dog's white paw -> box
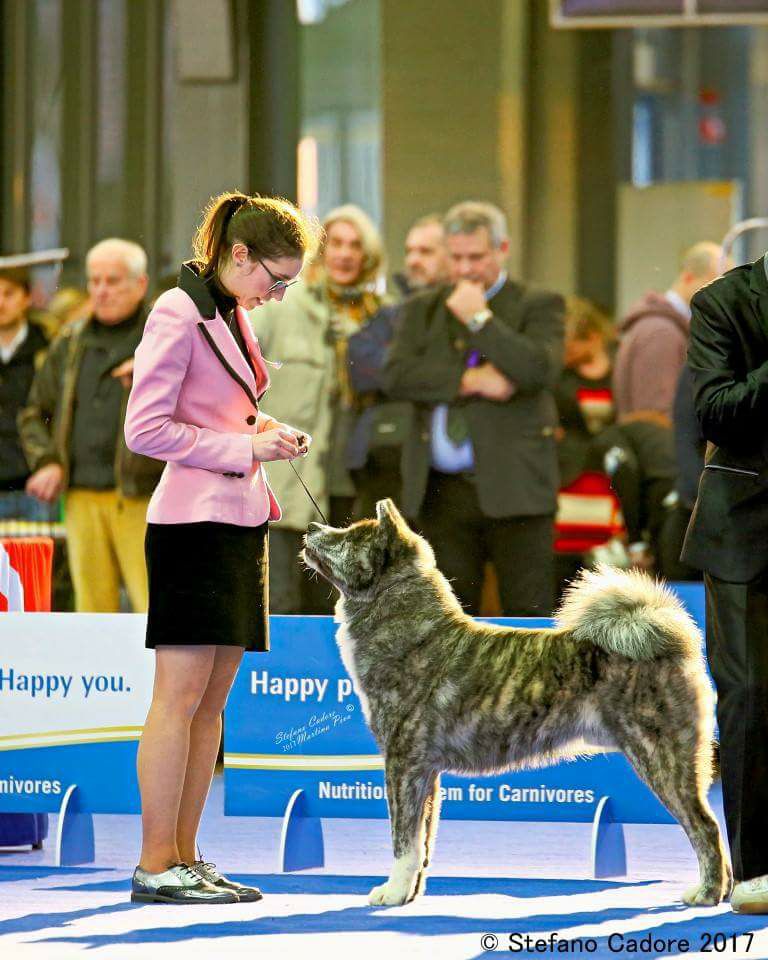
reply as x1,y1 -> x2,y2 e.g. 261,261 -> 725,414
682,883 -> 722,906
368,880 -> 412,906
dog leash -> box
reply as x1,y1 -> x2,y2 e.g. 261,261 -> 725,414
289,460 -> 329,524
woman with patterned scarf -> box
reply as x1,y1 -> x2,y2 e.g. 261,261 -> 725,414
250,204 -> 387,614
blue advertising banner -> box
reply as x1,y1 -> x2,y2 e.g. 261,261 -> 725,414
0,614 -> 153,814
224,585 -> 709,826
0,584 -> 708,823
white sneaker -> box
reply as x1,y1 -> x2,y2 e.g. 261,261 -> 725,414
731,875 -> 768,914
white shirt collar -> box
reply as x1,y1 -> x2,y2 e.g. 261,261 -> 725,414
664,289 -> 691,322
0,322 -> 29,364
485,270 -> 508,302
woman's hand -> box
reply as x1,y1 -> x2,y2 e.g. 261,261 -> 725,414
251,428 -> 301,462
281,423 -> 312,457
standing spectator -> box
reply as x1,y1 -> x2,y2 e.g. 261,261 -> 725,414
610,242 -> 726,569
347,212 -> 450,519
392,213 -> 451,296
613,242 -> 723,423
554,297 -> 616,488
383,201 -> 564,617
552,297 -> 617,592
657,363 -> 704,580
591,418 -> 677,573
19,238 -> 163,612
250,204 -> 387,613
0,266 -> 55,525
681,252 -> 768,913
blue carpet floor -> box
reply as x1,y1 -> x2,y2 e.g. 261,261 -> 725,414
1,778 -> 764,959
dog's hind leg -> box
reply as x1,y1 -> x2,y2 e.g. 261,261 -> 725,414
612,719 -> 730,905
369,762 -> 440,906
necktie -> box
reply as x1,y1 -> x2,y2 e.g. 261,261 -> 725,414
446,349 -> 481,445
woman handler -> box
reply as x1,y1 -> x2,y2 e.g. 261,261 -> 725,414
125,191 -> 318,903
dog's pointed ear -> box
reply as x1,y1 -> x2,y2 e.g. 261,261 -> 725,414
375,498 -> 404,539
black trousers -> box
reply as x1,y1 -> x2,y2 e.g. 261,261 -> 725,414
705,572 -> 768,881
418,471 -> 554,617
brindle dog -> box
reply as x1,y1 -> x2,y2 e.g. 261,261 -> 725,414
302,499 -> 730,907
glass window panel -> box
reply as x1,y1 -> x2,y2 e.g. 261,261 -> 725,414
345,109 -> 381,227
300,0 -> 381,226
699,1 -> 768,11
29,0 -> 63,298
94,0 -> 127,239
158,5 -> 176,280
559,0 -> 768,16
30,0 -> 63,253
561,1 -> 682,15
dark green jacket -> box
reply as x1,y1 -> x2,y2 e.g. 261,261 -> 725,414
382,280 -> 564,519
18,309 -> 164,497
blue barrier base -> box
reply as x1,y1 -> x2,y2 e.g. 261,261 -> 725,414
55,785 -> 95,867
591,796 -> 627,878
280,789 -> 325,872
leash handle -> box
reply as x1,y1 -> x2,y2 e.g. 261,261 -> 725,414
289,460 -> 329,524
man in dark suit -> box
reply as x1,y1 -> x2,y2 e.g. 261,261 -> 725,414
383,201 -> 564,616
682,251 -> 768,913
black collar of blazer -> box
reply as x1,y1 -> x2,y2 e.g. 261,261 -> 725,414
178,261 -> 217,319
177,260 -> 260,412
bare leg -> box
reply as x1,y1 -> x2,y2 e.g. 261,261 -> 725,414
369,760 -> 438,906
137,646 -> 216,873
176,646 -> 244,864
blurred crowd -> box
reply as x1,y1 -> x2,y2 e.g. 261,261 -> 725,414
0,204 -> 729,615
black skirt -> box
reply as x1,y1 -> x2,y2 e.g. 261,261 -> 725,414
144,521 -> 269,651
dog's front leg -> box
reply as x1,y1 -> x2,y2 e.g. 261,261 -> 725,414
369,763 -> 440,906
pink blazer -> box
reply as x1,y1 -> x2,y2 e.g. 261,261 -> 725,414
125,269 -> 282,526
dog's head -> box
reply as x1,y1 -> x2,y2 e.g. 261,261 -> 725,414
302,499 -> 435,600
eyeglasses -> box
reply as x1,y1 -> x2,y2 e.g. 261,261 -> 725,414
258,259 -> 299,296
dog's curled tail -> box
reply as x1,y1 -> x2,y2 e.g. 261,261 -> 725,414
555,564 -> 701,661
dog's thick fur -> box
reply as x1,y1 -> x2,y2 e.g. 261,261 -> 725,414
302,499 -> 730,907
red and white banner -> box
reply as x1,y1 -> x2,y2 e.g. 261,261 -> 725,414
0,542 -> 25,611
0,538 -> 53,612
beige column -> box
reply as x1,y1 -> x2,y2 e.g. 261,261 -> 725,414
524,0 -> 579,295
380,0 -> 528,276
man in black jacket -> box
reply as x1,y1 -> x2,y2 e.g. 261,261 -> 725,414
0,266 -> 54,527
383,201 -> 564,616
682,252 -> 768,913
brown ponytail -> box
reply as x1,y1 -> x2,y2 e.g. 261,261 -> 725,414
193,190 -> 321,278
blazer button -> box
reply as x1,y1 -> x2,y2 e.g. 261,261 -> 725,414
246,414 -> 256,425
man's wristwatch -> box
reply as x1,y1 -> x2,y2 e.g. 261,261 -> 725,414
466,308 -> 492,333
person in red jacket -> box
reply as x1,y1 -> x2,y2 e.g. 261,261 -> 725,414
613,242 -> 725,424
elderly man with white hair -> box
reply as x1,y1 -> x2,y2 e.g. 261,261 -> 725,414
19,238 -> 163,612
